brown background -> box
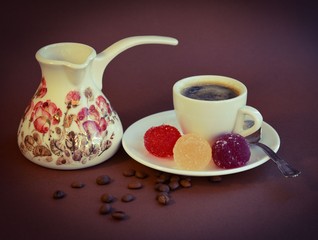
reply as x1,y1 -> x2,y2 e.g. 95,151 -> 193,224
1,1 -> 318,239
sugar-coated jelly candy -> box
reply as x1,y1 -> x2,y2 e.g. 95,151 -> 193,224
212,133 -> 250,169
173,133 -> 212,170
144,125 -> 181,158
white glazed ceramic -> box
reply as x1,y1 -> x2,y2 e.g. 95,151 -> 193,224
173,75 -> 263,143
17,36 -> 178,170
122,110 -> 279,176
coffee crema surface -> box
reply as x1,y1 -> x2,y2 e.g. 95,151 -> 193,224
182,84 -> 238,101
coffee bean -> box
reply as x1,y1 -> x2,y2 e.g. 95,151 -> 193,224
123,169 -> 136,177
157,192 -> 170,205
209,176 -> 222,183
101,193 -> 115,203
180,179 -> 192,188
170,175 -> 180,183
155,177 -> 166,184
70,181 -> 85,188
135,170 -> 148,179
112,211 -> 127,220
121,194 -> 135,202
96,175 -> 111,185
181,176 -> 192,182
53,190 -> 66,199
156,183 -> 170,193
168,181 -> 180,191
99,204 -> 112,215
156,173 -> 171,183
127,181 -> 143,189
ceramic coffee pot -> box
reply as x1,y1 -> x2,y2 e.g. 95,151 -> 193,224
17,36 -> 178,170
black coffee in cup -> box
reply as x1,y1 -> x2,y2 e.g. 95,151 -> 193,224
182,84 -> 238,101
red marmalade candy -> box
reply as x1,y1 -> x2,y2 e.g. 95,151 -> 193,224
212,133 -> 251,169
144,125 -> 181,158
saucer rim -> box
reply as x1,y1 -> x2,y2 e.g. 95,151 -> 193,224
122,110 -> 280,176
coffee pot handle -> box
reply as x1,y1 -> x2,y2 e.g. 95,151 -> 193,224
92,35 -> 178,90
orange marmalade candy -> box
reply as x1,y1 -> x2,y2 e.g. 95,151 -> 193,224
173,133 -> 212,170
144,125 -> 181,158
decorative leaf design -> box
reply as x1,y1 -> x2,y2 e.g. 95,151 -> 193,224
50,139 -> 64,156
33,145 -> 51,157
32,132 -> 42,145
18,78 -> 117,166
56,156 -> 69,165
63,114 -> 75,128
24,135 -> 35,151
72,150 -> 82,161
101,140 -> 112,152
65,131 -> 78,152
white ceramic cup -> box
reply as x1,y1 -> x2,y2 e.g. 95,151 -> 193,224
173,75 -> 263,143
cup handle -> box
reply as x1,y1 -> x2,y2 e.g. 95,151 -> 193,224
233,106 -> 263,137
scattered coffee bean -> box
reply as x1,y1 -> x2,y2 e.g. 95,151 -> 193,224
209,176 -> 222,182
112,211 -> 127,220
180,179 -> 192,188
181,176 -> 192,182
101,193 -> 115,203
156,173 -> 171,183
127,181 -> 143,189
155,177 -> 165,184
168,181 -> 180,191
70,181 -> 85,188
121,194 -> 135,202
157,192 -> 170,205
170,175 -> 180,183
53,190 -> 66,199
96,175 -> 111,185
52,171 -> 210,222
99,204 -> 112,215
134,170 -> 148,179
123,169 -> 136,177
156,183 -> 170,193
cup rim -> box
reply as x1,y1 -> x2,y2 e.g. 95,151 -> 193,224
173,75 -> 247,103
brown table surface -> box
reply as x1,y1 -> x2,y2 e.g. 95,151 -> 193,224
1,1 -> 317,239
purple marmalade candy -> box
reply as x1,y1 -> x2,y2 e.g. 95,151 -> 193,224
212,133 -> 251,169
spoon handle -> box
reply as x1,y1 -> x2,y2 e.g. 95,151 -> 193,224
254,142 -> 301,178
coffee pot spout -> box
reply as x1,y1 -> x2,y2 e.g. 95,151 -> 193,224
17,36 -> 177,170
92,35 -> 178,90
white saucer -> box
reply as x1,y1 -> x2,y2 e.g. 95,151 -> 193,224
122,110 -> 280,176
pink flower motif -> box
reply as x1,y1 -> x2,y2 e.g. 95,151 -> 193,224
84,87 -> 94,101
96,96 -> 112,116
78,104 -> 108,138
77,107 -> 89,121
33,116 -> 50,134
99,118 -> 107,132
83,121 -> 102,139
65,91 -> 81,107
88,105 -> 100,121
35,77 -> 47,98
32,100 -> 62,133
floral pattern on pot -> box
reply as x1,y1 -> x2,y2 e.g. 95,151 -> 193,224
18,77 -> 118,166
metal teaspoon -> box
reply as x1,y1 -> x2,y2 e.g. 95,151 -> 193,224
244,120 -> 301,178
